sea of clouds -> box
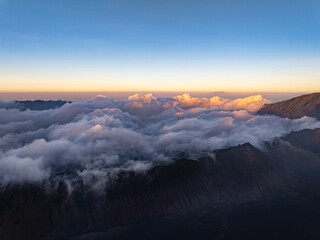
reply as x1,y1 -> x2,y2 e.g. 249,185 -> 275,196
0,93 -> 319,190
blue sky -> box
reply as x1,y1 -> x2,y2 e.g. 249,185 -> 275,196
0,0 -> 319,92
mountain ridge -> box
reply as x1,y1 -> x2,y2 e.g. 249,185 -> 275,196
0,143 -> 275,240
258,92 -> 320,120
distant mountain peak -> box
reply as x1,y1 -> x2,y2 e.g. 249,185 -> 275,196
15,100 -> 71,111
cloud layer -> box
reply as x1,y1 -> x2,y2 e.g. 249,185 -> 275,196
0,94 -> 319,190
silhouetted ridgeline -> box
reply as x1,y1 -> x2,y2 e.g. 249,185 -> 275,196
6,100 -> 70,111
2,129 -> 320,240
1,128 -> 320,240
0,143 -> 277,240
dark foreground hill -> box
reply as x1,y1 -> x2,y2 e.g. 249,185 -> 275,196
281,128 -> 320,155
258,92 -> 320,120
0,143 -> 277,240
1,130 -> 320,240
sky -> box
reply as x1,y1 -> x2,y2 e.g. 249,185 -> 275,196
0,0 -> 319,93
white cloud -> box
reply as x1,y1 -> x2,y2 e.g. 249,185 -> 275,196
0,93 -> 319,189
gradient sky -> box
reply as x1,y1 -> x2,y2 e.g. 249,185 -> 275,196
0,0 -> 319,92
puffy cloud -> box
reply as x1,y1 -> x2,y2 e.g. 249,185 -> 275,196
0,93 -> 319,190
222,95 -> 270,112
171,94 -> 269,111
128,93 -> 158,103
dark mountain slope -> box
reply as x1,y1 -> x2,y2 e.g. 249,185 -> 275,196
264,129 -> 320,198
0,143 -> 275,240
281,128 -> 320,154
258,92 -> 320,120
69,134 -> 320,240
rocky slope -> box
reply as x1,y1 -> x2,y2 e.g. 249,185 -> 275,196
258,92 -> 320,120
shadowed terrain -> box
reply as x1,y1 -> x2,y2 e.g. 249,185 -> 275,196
0,143 -> 278,240
1,130 -> 320,240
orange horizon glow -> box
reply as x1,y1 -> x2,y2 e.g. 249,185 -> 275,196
2,71 -> 319,93
1,80 -> 319,93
